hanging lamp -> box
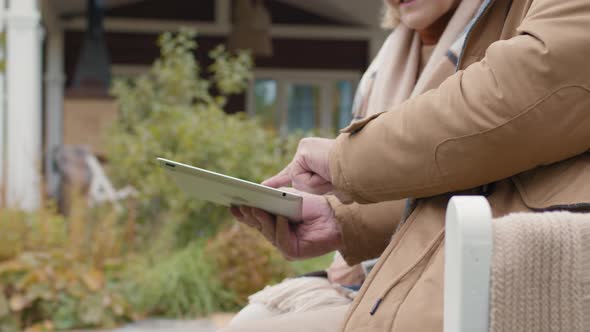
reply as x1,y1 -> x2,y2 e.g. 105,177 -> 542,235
71,0 -> 111,94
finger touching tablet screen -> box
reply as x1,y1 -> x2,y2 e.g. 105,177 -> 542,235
157,158 -> 303,221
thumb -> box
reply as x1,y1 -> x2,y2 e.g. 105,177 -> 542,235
276,216 -> 297,259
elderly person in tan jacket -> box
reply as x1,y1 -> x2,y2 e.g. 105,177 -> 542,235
225,0 -> 590,331
229,0 -> 485,327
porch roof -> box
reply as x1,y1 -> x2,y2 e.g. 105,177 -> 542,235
52,0 -> 383,28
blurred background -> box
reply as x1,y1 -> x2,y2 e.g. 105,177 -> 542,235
0,0 -> 387,330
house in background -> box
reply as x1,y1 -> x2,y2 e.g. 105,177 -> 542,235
0,0 -> 387,211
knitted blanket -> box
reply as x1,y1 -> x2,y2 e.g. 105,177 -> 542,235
248,277 -> 354,314
491,212 -> 590,332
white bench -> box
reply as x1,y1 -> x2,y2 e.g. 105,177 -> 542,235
444,196 -> 493,332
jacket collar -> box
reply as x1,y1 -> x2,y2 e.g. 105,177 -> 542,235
456,0 -> 498,69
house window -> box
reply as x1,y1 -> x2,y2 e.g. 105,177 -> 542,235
287,84 -> 319,133
247,69 -> 360,137
254,79 -> 278,128
335,80 -> 354,130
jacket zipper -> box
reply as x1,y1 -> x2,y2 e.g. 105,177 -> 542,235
370,228 -> 446,315
369,1 -> 497,316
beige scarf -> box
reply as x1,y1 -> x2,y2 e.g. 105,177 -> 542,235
352,0 -> 483,120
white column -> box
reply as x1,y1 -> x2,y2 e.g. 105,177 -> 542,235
42,1 -> 65,198
44,29 -> 64,198
5,0 -> 42,210
0,0 -> 6,200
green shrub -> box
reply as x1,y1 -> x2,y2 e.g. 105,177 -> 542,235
204,224 -> 293,307
104,29 -> 329,319
105,29 -> 298,250
130,224 -> 325,317
129,241 -> 234,318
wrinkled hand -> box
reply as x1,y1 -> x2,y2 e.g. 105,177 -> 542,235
263,138 -> 334,195
229,190 -> 343,260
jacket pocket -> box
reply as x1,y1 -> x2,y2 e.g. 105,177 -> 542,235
390,243 -> 445,332
340,112 -> 385,134
512,153 -> 590,211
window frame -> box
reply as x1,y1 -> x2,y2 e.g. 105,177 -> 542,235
246,68 -> 361,136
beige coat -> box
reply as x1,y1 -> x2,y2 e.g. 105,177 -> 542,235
327,0 -> 590,331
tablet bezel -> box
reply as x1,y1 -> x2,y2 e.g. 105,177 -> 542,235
157,158 -> 303,221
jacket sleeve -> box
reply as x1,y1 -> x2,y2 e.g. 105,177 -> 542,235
326,197 -> 406,265
329,0 -> 590,203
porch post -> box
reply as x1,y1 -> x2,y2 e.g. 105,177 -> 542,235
5,0 -> 42,210
42,1 -> 65,198
0,0 -> 6,200
215,0 -> 230,29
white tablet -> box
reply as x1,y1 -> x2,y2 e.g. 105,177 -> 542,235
157,158 -> 303,221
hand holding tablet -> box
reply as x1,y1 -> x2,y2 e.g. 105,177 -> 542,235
159,157 -> 344,259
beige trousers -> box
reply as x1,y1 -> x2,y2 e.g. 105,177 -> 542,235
218,304 -> 349,332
